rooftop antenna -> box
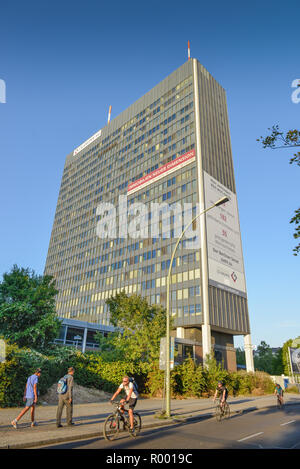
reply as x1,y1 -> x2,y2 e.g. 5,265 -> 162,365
188,40 -> 191,61
107,105 -> 112,124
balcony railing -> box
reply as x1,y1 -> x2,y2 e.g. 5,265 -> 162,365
53,338 -> 100,350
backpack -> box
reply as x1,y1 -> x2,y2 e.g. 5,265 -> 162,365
129,377 -> 138,394
57,375 -> 68,394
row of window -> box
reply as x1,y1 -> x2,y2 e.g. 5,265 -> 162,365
47,163 -> 196,267
62,88 -> 192,196
57,94 -> 194,215
54,123 -> 194,231
60,300 -> 202,324
47,81 -> 196,302
57,265 -> 201,306
58,124 -> 193,223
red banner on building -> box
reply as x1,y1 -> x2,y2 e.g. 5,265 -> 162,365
127,149 -> 196,195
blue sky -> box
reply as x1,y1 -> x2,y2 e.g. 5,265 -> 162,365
0,1 -> 299,348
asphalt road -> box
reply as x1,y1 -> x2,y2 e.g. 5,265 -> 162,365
38,404 -> 300,450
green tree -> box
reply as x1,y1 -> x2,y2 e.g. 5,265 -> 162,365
257,125 -> 300,255
236,347 -> 246,366
94,330 -> 126,362
282,339 -> 293,375
97,292 -> 168,364
254,341 -> 284,375
254,341 -> 273,374
0,265 -> 61,351
271,348 -> 284,376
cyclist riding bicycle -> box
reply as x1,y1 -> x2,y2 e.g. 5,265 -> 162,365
111,376 -> 139,434
213,381 -> 228,411
274,383 -> 284,405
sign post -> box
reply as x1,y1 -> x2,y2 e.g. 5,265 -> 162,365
0,339 -> 6,364
288,347 -> 300,383
160,337 -> 175,371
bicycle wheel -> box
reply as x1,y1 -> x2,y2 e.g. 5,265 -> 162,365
103,414 -> 120,441
132,412 -> 142,436
215,405 -> 222,422
224,403 -> 230,419
120,415 -> 127,431
277,396 -> 283,410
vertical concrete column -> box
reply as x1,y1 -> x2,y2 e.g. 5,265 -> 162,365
244,334 -> 254,372
193,58 -> 212,365
202,324 -> 212,362
176,327 -> 185,339
63,325 -> 68,345
82,327 -> 88,354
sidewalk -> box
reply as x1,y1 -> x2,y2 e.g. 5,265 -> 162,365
1,394 -> 300,449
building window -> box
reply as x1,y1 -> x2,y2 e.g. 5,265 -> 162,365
215,350 -> 223,366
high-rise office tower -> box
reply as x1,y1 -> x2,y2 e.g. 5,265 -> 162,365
45,58 -> 254,371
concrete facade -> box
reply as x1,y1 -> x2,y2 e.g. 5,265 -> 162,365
45,59 -> 253,371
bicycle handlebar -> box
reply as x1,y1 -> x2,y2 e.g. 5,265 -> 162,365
110,400 -> 128,407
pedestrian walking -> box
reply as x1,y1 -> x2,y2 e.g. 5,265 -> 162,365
11,368 -> 42,429
56,367 -> 75,427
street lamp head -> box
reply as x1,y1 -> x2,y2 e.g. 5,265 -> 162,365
214,196 -> 229,207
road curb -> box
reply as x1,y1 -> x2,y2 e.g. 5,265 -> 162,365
2,401 -> 300,449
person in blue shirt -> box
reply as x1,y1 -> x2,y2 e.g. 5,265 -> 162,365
274,383 -> 284,406
11,368 -> 42,429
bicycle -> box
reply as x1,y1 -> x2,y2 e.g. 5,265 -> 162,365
214,398 -> 230,422
103,401 -> 142,441
276,394 -> 284,410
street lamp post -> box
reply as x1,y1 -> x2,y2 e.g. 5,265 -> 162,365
165,196 -> 229,418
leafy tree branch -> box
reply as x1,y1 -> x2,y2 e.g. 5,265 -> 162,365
257,125 -> 300,255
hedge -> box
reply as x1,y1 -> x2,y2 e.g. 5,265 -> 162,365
0,343 -> 275,407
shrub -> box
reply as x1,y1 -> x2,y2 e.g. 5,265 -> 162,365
0,342 -> 280,407
201,355 -> 230,396
0,342 -> 74,406
145,364 -> 165,397
171,359 -> 206,397
285,385 -> 299,394
0,343 -> 25,407
252,371 -> 274,394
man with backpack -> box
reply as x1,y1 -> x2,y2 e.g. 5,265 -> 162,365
111,376 -> 139,434
56,367 -> 75,428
